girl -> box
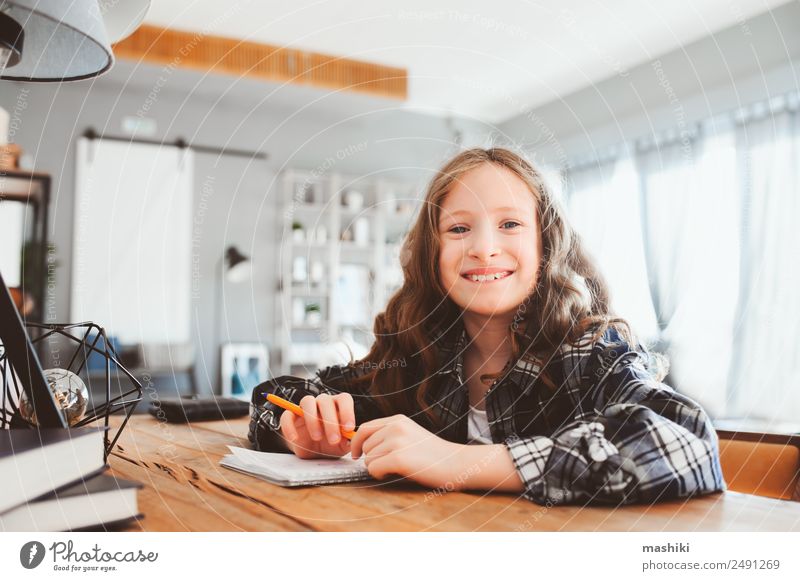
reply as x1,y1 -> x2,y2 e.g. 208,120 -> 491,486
249,148 -> 725,505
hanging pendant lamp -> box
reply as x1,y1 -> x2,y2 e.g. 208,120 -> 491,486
0,0 -> 148,82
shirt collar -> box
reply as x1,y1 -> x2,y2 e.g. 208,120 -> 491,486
432,319 -> 545,396
434,322 -> 467,381
506,350 -> 544,396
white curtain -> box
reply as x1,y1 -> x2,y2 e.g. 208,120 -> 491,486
565,156 -> 658,342
636,132 -> 739,417
538,166 -> 565,202
561,95 -> 799,428
72,139 -> 194,345
728,106 -> 800,422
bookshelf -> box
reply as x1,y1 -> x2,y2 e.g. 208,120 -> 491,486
276,170 -> 418,376
0,169 -> 51,326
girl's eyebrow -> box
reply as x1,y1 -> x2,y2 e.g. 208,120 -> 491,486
442,206 -> 525,219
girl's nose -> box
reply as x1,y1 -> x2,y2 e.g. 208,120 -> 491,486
467,229 -> 501,261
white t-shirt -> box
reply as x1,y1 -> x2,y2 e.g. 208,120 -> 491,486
467,405 -> 493,445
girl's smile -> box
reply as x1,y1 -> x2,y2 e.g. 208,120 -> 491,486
460,268 -> 515,283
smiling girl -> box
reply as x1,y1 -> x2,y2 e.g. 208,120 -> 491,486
250,147 -> 725,505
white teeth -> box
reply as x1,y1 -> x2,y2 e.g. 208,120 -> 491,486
466,272 -> 511,282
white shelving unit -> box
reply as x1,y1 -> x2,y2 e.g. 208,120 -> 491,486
277,170 -> 419,376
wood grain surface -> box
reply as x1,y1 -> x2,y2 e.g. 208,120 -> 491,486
107,415 -> 800,532
112,25 -> 407,100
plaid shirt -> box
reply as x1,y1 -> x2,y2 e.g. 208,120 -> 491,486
249,324 -> 725,505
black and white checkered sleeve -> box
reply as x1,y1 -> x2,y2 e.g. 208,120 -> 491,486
247,365 -> 383,452
504,339 -> 726,505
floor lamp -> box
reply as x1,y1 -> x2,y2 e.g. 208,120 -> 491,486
213,246 -> 251,395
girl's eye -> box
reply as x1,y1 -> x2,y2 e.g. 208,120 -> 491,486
501,221 -> 521,229
448,226 -> 468,234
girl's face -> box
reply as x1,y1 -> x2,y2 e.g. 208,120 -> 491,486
437,163 -> 542,319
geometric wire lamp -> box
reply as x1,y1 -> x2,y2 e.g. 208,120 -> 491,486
0,271 -> 142,461
31,322 -> 142,460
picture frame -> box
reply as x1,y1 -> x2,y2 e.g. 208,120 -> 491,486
220,343 -> 269,400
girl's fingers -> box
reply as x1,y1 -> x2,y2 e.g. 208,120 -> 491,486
363,440 -> 391,465
316,394 -> 341,445
335,436 -> 352,456
361,434 -> 385,458
279,409 -> 297,441
363,452 -> 398,480
299,395 -> 322,441
334,393 -> 356,432
350,418 -> 392,459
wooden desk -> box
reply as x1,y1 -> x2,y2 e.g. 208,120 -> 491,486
107,415 -> 800,532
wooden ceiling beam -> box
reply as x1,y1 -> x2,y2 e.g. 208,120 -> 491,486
112,24 -> 407,100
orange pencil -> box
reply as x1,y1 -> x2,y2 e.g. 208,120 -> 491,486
265,393 -> 357,440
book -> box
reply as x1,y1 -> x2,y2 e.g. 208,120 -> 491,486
0,428 -> 106,514
0,472 -> 142,532
220,445 -> 373,486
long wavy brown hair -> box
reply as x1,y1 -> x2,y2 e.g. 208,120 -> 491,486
334,147 -> 633,429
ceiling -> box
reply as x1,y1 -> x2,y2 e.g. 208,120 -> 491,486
142,0 -> 791,123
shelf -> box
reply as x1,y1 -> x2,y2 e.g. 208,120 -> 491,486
0,170 -> 50,325
291,324 -> 325,331
292,203 -> 327,213
0,170 -> 49,201
291,243 -> 330,253
338,242 -> 373,251
278,171 -> 417,374
289,280 -> 326,288
339,206 -> 373,217
291,287 -> 329,297
339,323 -> 372,330
385,209 -> 417,238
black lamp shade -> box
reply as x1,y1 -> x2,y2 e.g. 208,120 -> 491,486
0,11 -> 23,67
225,247 -> 251,283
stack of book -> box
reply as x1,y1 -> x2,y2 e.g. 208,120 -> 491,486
0,427 -> 142,532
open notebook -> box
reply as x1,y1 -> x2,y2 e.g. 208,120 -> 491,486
220,446 -> 373,486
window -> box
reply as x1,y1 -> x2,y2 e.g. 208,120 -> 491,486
561,98 -> 800,429
566,156 -> 658,342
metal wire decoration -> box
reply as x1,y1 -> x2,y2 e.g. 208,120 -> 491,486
0,321 -> 143,460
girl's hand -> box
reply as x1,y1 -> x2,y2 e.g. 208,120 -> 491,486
350,414 -> 464,490
279,393 -> 355,459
